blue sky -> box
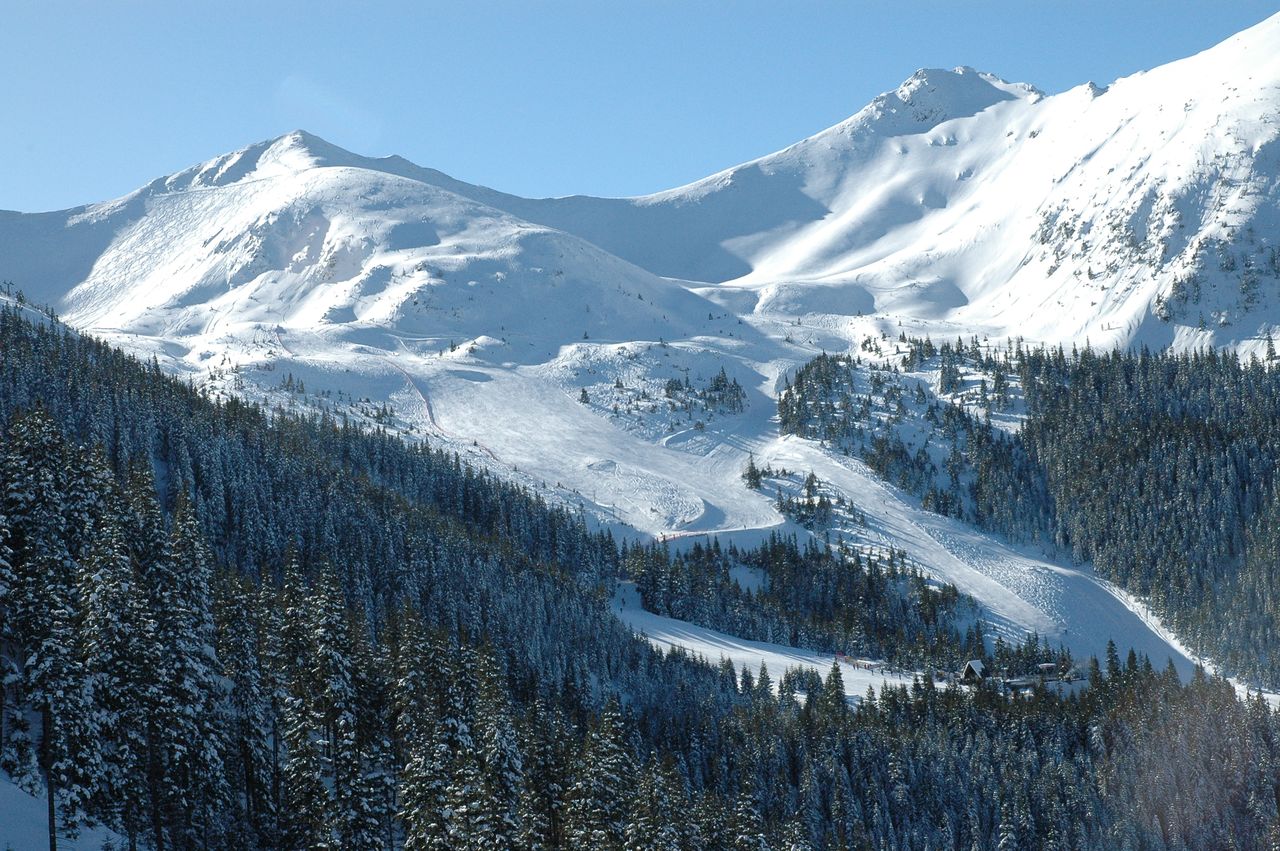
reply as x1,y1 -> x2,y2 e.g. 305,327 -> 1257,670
4,1 -> 1277,212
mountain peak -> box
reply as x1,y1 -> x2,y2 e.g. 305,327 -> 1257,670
159,129 -> 364,193
263,129 -> 360,166
848,66 -> 1039,135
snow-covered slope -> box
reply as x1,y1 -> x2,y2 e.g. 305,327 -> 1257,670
6,131 -> 721,371
0,773 -> 124,850
176,15 -> 1280,355
480,16 -> 1280,355
10,14 -> 1279,351
612,581 -> 918,702
3,14 -> 1280,688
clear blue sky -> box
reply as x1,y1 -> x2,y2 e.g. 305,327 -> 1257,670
4,1 -> 1277,212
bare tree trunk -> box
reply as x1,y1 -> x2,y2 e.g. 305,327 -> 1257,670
44,707 -> 57,851
47,775 -> 57,851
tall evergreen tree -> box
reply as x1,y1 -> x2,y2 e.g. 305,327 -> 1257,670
565,697 -> 631,849
77,507 -> 153,845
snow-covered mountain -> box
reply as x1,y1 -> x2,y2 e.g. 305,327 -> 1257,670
2,129 -> 720,364
445,16 -> 1280,353
9,15 -> 1280,354
4,12 -> 1280,683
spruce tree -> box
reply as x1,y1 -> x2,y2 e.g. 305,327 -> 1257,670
476,649 -> 524,846
623,758 -> 681,851
77,508 -> 153,845
157,491 -> 229,848
280,691 -> 331,850
213,572 -> 277,848
565,697 -> 631,849
399,728 -> 443,851
3,407 -> 95,836
731,788 -> 770,851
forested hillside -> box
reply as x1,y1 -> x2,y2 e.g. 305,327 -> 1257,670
781,339 -> 1280,687
1018,346 -> 1280,686
7,304 -> 1280,849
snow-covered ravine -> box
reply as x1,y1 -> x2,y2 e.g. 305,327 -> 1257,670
1096,581 -> 1280,706
424,349 -> 1207,666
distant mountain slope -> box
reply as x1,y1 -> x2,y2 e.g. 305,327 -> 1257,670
4,13 -> 1280,353
480,14 -> 1280,352
3,131 -> 723,372
470,65 -> 1041,284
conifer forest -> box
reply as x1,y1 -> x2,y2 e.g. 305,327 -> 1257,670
9,301 -> 1280,850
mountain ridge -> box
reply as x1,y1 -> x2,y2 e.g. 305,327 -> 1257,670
8,12 -> 1278,353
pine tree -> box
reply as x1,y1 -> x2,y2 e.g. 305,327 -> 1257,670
77,508 -> 153,845
623,758 -> 681,851
213,572 -> 277,849
399,729 -> 439,851
346,608 -> 397,851
402,640 -> 482,850
778,818 -> 814,851
476,649 -> 524,846
731,788 -> 769,851
565,697 -> 631,849
280,691 -> 331,850
517,699 -> 569,851
391,605 -> 434,747
997,799 -> 1021,851
155,491 -> 229,848
819,660 -> 848,722
3,407 -> 95,836
446,746 -> 494,850
0,499 -> 33,786
305,567 -> 373,847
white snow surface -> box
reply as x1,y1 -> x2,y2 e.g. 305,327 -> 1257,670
0,775 -> 124,850
3,15 -> 1280,691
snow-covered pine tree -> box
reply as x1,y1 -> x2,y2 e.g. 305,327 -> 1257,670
400,723 -> 448,851
818,660 -> 847,723
391,603 -> 434,746
76,506 -> 153,845
731,787 -> 770,851
0,489 -> 28,784
346,605 -> 397,850
475,647 -> 524,846
2,407 -> 95,834
123,458 -> 167,576
622,756 -> 680,851
61,444 -> 114,564
305,567 -> 360,842
280,690 -> 331,850
777,817 -> 815,851
156,490 -> 229,847
564,696 -> 631,849
212,571 -> 278,847
516,698 -> 569,851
